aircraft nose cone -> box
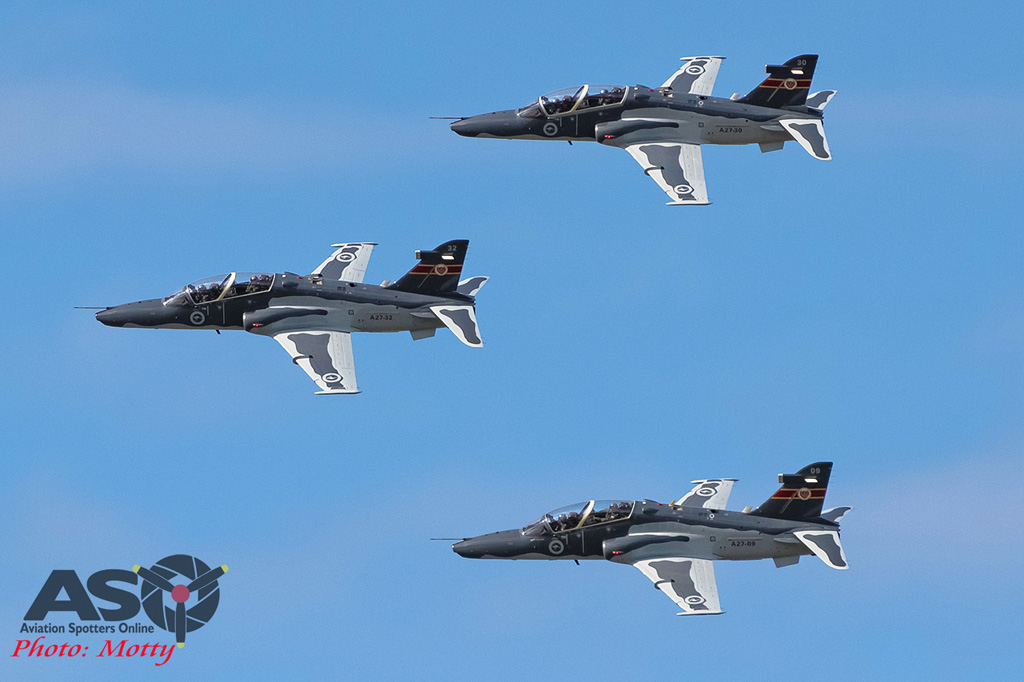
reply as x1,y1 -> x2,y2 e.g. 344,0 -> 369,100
449,118 -> 477,137
452,538 -> 483,559
95,307 -> 125,327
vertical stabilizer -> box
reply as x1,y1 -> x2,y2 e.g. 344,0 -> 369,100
738,55 -> 818,108
388,240 -> 468,294
749,462 -> 832,521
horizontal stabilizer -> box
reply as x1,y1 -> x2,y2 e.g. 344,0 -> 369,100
430,305 -> 483,347
794,530 -> 848,570
457,276 -> 489,297
806,90 -> 837,110
779,119 -> 832,160
820,506 -> 852,524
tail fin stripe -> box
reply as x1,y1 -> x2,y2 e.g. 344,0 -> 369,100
771,489 -> 827,500
758,79 -> 812,89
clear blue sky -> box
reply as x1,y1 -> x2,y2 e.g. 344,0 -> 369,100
2,2 -> 1023,680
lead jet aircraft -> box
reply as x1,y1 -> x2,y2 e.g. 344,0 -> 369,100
452,462 -> 849,615
95,240 -> 487,394
450,54 -> 835,205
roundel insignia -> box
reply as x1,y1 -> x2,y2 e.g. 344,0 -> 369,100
684,595 -> 706,605
797,487 -> 812,501
189,311 -> 206,326
674,184 -> 693,196
696,487 -> 715,497
433,264 -> 449,276
322,372 -> 341,383
548,539 -> 564,555
336,252 -> 356,262
685,65 -> 705,75
783,78 -> 798,90
542,121 -> 558,136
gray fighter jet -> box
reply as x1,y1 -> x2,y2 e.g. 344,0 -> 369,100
451,54 -> 835,205
95,240 -> 487,394
453,462 -> 849,615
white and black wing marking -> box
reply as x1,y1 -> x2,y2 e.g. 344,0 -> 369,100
430,305 -> 483,347
793,530 -> 849,569
778,119 -> 832,160
312,242 -> 377,283
634,558 -> 724,615
273,330 -> 360,394
661,56 -> 725,96
456,276 -> 489,298
805,90 -> 837,111
624,142 -> 710,205
674,479 -> 737,510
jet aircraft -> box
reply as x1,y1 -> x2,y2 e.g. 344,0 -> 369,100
95,240 -> 487,394
450,54 -> 835,205
452,462 -> 849,615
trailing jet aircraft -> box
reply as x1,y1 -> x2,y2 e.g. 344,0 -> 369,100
95,240 -> 487,394
452,462 -> 849,615
450,54 -> 835,205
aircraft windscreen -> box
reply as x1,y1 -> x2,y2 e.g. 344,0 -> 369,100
575,85 -> 627,110
522,499 -> 634,536
539,86 -> 585,116
537,85 -> 629,117
224,272 -> 273,299
163,272 -> 273,306
516,101 -> 544,118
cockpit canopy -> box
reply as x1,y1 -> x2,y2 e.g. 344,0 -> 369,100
522,499 -> 634,536
164,272 -> 274,306
517,85 -> 628,118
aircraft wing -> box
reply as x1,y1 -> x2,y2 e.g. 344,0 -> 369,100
624,142 -> 710,205
661,56 -> 725,95
633,557 -> 724,615
273,330 -> 360,394
674,479 -> 737,510
312,242 -> 377,283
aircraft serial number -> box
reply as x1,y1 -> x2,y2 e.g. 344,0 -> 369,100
369,314 -> 393,321
717,127 -> 744,134
729,540 -> 756,547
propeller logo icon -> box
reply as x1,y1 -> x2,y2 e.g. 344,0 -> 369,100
133,555 -> 228,648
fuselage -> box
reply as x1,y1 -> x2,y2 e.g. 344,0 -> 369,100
453,499 -> 838,564
451,84 -> 824,148
96,271 -> 474,336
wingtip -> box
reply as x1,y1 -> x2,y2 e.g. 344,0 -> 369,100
676,610 -> 725,616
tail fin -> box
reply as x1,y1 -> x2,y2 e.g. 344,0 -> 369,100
748,462 -> 832,521
388,240 -> 468,294
738,54 -> 818,108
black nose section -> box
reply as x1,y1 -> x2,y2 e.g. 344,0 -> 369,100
449,117 -> 479,137
95,307 -> 126,327
95,299 -> 173,328
450,111 -> 523,138
452,539 -> 482,558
